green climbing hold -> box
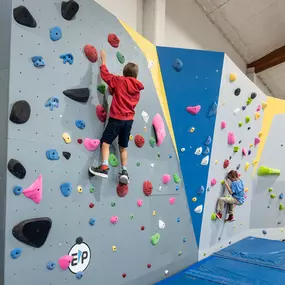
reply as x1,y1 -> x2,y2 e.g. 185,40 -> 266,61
90,186 -> 95,193
257,166 -> 281,176
116,52 -> 125,64
221,180 -> 225,185
178,251 -> 182,256
97,84 -> 106,95
246,97 -> 252,105
238,122 -> 243,127
280,204 -> 285,210
130,214 -> 134,219
151,233 -> 160,245
136,162 -> 140,167
245,116 -> 251,123
233,146 -> 240,153
270,193 -> 276,199
268,188 -> 273,193
173,173 -> 181,184
109,153 -> 119,167
111,201 -> 116,207
149,137 -> 156,148
211,213 -> 217,220
157,152 -> 161,158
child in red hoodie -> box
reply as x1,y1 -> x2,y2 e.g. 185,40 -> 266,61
89,50 -> 144,185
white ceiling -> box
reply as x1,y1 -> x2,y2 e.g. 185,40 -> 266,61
195,0 -> 285,99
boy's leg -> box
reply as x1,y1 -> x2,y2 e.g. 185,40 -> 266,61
225,197 -> 238,222
216,197 -> 227,220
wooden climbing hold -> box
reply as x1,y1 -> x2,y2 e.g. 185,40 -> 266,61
135,134 -> 145,148
108,34 -> 120,48
143,181 -> 153,196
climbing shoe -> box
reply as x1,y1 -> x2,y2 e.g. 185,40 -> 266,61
225,215 -> 235,222
89,165 -> 108,179
216,213 -> 222,220
119,170 -> 129,185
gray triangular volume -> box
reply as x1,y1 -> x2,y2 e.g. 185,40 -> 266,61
12,217 -> 52,248
13,6 -> 37,28
63,88 -> 90,103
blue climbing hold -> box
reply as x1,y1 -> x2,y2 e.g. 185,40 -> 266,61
31,56 -> 45,68
177,217 -> 180,223
47,261 -> 56,270
203,146 -> 210,155
169,154 -> 172,159
76,271 -> 83,279
60,53 -> 74,65
197,186 -> 205,195
75,120 -> 86,130
205,136 -> 212,146
207,187 -> 210,192
183,238 -> 186,243
280,193 -> 284,199
11,248 -> 22,259
45,96 -> 59,111
208,102 -> 217,117
60,182 -> 72,197
50,26 -> 62,41
176,186 -> 179,191
173,58 -> 183,72
46,149 -> 59,160
13,185 -> 22,196
89,218 -> 96,226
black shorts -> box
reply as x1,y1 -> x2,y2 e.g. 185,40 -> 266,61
101,117 -> 133,148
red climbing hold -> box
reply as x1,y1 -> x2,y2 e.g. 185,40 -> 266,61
147,264 -> 152,268
96,105 -> 107,123
89,203 -> 94,208
141,226 -> 145,231
77,138 -> 83,144
122,273 -> 127,278
117,183 -> 128,197
143,181 -> 153,196
108,34 -> 120,48
186,105 -> 201,115
223,159 -> 230,169
22,174 -> 42,204
135,134 -> 145,148
84,44 -> 98,63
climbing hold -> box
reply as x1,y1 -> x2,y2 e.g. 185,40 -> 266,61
46,149 -> 59,161
190,127 -> 195,133
246,97 -> 252,105
178,251 -> 182,256
159,220 -> 165,229
112,245 -> 117,252
197,186 -> 205,195
177,217 -> 180,223
137,199 -> 143,207
228,132 -> 236,145
234,88 -> 241,96
251,92 -> 257,99
152,210 -> 157,216
238,122 -> 243,128
203,147 -> 210,155
59,53 -> 74,65
233,108 -> 240,116
169,197 -> 176,205
256,105 -> 261,112
97,84 -> 106,95
208,102 -> 217,117
143,181 -> 153,196
61,0 -> 79,20
257,166 -> 281,176
245,162 -> 250,172
110,216 -> 118,224
84,138 -> 100,151
186,105 -> 201,115
233,146 -> 239,153
60,182 -> 72,197
75,120 -> 85,130
211,213 -> 217,220
254,137 -> 260,146
50,26 -> 62,41
62,132 -> 71,144
211,179 -> 217,187
89,218 -> 96,226
148,60 -> 154,70
59,255 -> 73,270
252,160 -> 258,166
7,159 -> 26,180
270,194 -> 276,199
183,238 -> 187,243
221,121 -> 226,129
147,264 -> 152,268
258,132 -> 263,138
173,58 -> 183,72
249,144 -> 253,148
89,202 -> 94,208
129,135 -> 133,141
116,52 -> 125,64
12,217 -> 51,248
248,149 -> 251,156
195,147 -> 202,155
150,233 -> 160,245
221,180 -> 225,185
95,105 -> 107,123
10,248 -> 22,259
255,112 -> 260,120
280,194 -> 284,199
242,148 -> 247,156
13,185 -> 23,196
201,156 -> 209,166
192,197 -> 197,202
245,116 -> 251,124
108,34 -> 120,48
262,102 -> 267,109
242,106 -> 246,111
244,188 -> 249,192
229,73 -> 236,82
236,164 -> 241,170
162,174 -> 171,184
280,204 -> 285,210
22,174 -> 42,204
223,159 -> 230,169
135,134 -> 145,148
13,6 -> 37,28
141,110 -> 149,124
63,88 -> 90,103
152,113 -> 166,146
181,148 -> 185,152
10,100 -> 31,124
141,226 -> 145,231
194,205 -> 203,214
76,272 -> 83,280
47,261 -> 56,270
117,183 -> 128,197
109,153 -> 119,167
268,188 -> 273,193
205,136 -> 212,146
84,44 -> 98,63
149,137 -> 156,148
122,273 -> 127,278
89,186 -> 95,193
45,96 -> 59,111
32,56 -> 45,68
130,214 -> 134,219
173,173 -> 181,184
77,186 -> 83,193
77,138 -> 82,144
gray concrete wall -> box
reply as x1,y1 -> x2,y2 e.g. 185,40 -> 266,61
5,0 -> 197,284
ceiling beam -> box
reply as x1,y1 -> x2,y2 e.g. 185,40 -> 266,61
247,45 -> 285,73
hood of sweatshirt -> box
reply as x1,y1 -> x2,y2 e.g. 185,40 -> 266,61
124,77 -> 144,95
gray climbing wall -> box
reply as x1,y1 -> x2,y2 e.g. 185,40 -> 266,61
199,55 -> 267,257
2,0 -> 198,284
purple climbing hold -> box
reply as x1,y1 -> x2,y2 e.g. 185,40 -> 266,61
242,106 -> 246,111
248,149 -> 251,155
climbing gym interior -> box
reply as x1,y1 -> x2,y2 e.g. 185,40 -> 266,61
1,0 -> 285,284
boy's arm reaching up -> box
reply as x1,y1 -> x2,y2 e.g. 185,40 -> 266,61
100,50 -> 118,89
224,181 -> 233,195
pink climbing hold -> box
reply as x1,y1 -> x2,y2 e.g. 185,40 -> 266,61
242,148 -> 247,156
152,113 -> 166,146
58,255 -> 73,270
162,174 -> 171,184
137,199 -> 143,207
169,197 -> 176,205
254,137 -> 260,146
110,216 -> 118,224
83,138 -> 100,151
186,105 -> 201,115
256,105 -> 261,112
221,121 -> 226,129
96,105 -> 107,123
22,174 -> 42,204
228,132 -> 236,145
210,179 -> 217,187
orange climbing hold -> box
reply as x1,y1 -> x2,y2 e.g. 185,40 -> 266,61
117,183 -> 128,197
135,134 -> 145,148
108,34 -> 120,48
143,181 -> 153,196
84,44 -> 98,63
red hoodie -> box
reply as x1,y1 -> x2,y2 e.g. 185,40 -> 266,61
100,65 -> 144,121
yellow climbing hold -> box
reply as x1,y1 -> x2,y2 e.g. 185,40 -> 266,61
258,132 -> 263,137
112,245 -> 117,252
255,112 -> 260,120
249,144 -> 253,148
262,102 -> 267,109
144,127 -> 147,132
192,197 -> 197,202
244,188 -> 249,193
245,162 -> 250,171
129,135 -> 133,140
190,127 -> 195,133
281,229 -> 284,232
252,160 -> 258,166
229,73 -> 236,82
77,186 -> 83,193
215,160 -> 219,164
152,210 -> 156,216
62,132 -> 71,144
221,180 -> 225,185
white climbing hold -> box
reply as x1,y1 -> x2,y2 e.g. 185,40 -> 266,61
195,147 -> 202,155
194,205 -> 203,214
165,270 -> 169,275
148,60 -> 154,70
201,156 -> 209,166
233,108 -> 240,116
159,220 -> 165,229
150,163 -> 155,168
181,148 -> 185,152
141,110 -> 149,124
158,186 -> 163,191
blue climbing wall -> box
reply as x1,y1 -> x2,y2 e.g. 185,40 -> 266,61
157,47 -> 224,245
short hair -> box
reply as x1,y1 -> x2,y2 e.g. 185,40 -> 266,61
123,62 -> 139,78
227,170 -> 238,179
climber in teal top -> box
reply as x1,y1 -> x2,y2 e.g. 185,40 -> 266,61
216,170 -> 245,222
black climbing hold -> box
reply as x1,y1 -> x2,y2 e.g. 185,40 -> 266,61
229,156 -> 232,160
63,88 -> 90,103
12,217 -> 52,248
62,151 -> 71,160
13,6 -> 37,28
236,164 -> 241,170
251,92 -> 257,99
239,140 -> 242,144
234,88 -> 241,96
9,100 -> 31,124
8,159 -> 26,179
248,127 -> 251,130
61,0 -> 79,21
76,237 -> 83,244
